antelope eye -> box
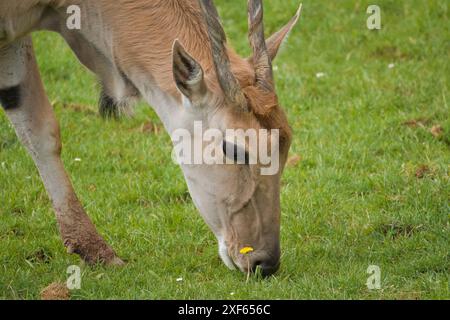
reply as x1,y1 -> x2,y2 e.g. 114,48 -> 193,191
222,141 -> 250,165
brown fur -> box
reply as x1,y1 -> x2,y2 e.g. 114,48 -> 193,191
105,0 -> 291,140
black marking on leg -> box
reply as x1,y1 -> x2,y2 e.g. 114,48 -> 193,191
99,90 -> 119,119
0,85 -> 21,110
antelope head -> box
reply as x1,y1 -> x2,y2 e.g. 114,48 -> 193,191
171,0 -> 301,276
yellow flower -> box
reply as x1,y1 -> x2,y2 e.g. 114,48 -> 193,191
240,247 -> 254,255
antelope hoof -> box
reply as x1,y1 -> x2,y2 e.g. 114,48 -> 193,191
64,237 -> 123,266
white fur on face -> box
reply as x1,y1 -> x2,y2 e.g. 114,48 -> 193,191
218,236 -> 236,270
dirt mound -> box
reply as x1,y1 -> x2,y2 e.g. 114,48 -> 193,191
40,282 -> 70,300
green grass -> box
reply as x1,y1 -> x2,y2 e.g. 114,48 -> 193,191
0,0 -> 449,300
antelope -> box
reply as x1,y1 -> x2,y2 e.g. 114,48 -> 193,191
0,0 -> 301,277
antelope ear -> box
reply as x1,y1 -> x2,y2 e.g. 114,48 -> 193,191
266,4 -> 302,61
172,40 -> 207,101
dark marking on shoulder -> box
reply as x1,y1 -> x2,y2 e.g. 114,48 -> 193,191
0,85 -> 21,110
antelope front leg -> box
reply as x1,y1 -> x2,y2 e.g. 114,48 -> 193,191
0,37 -> 123,265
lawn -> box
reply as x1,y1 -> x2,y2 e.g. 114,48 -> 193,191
0,0 -> 449,299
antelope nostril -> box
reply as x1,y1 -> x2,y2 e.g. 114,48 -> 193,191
249,258 -> 280,277
250,260 -> 263,273
260,261 -> 280,277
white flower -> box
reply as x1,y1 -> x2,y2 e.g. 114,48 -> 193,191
316,72 -> 326,78
176,277 -> 183,282
388,63 -> 395,69
74,158 -> 82,162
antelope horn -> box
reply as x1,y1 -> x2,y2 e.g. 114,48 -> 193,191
248,0 -> 274,92
198,0 -> 249,111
